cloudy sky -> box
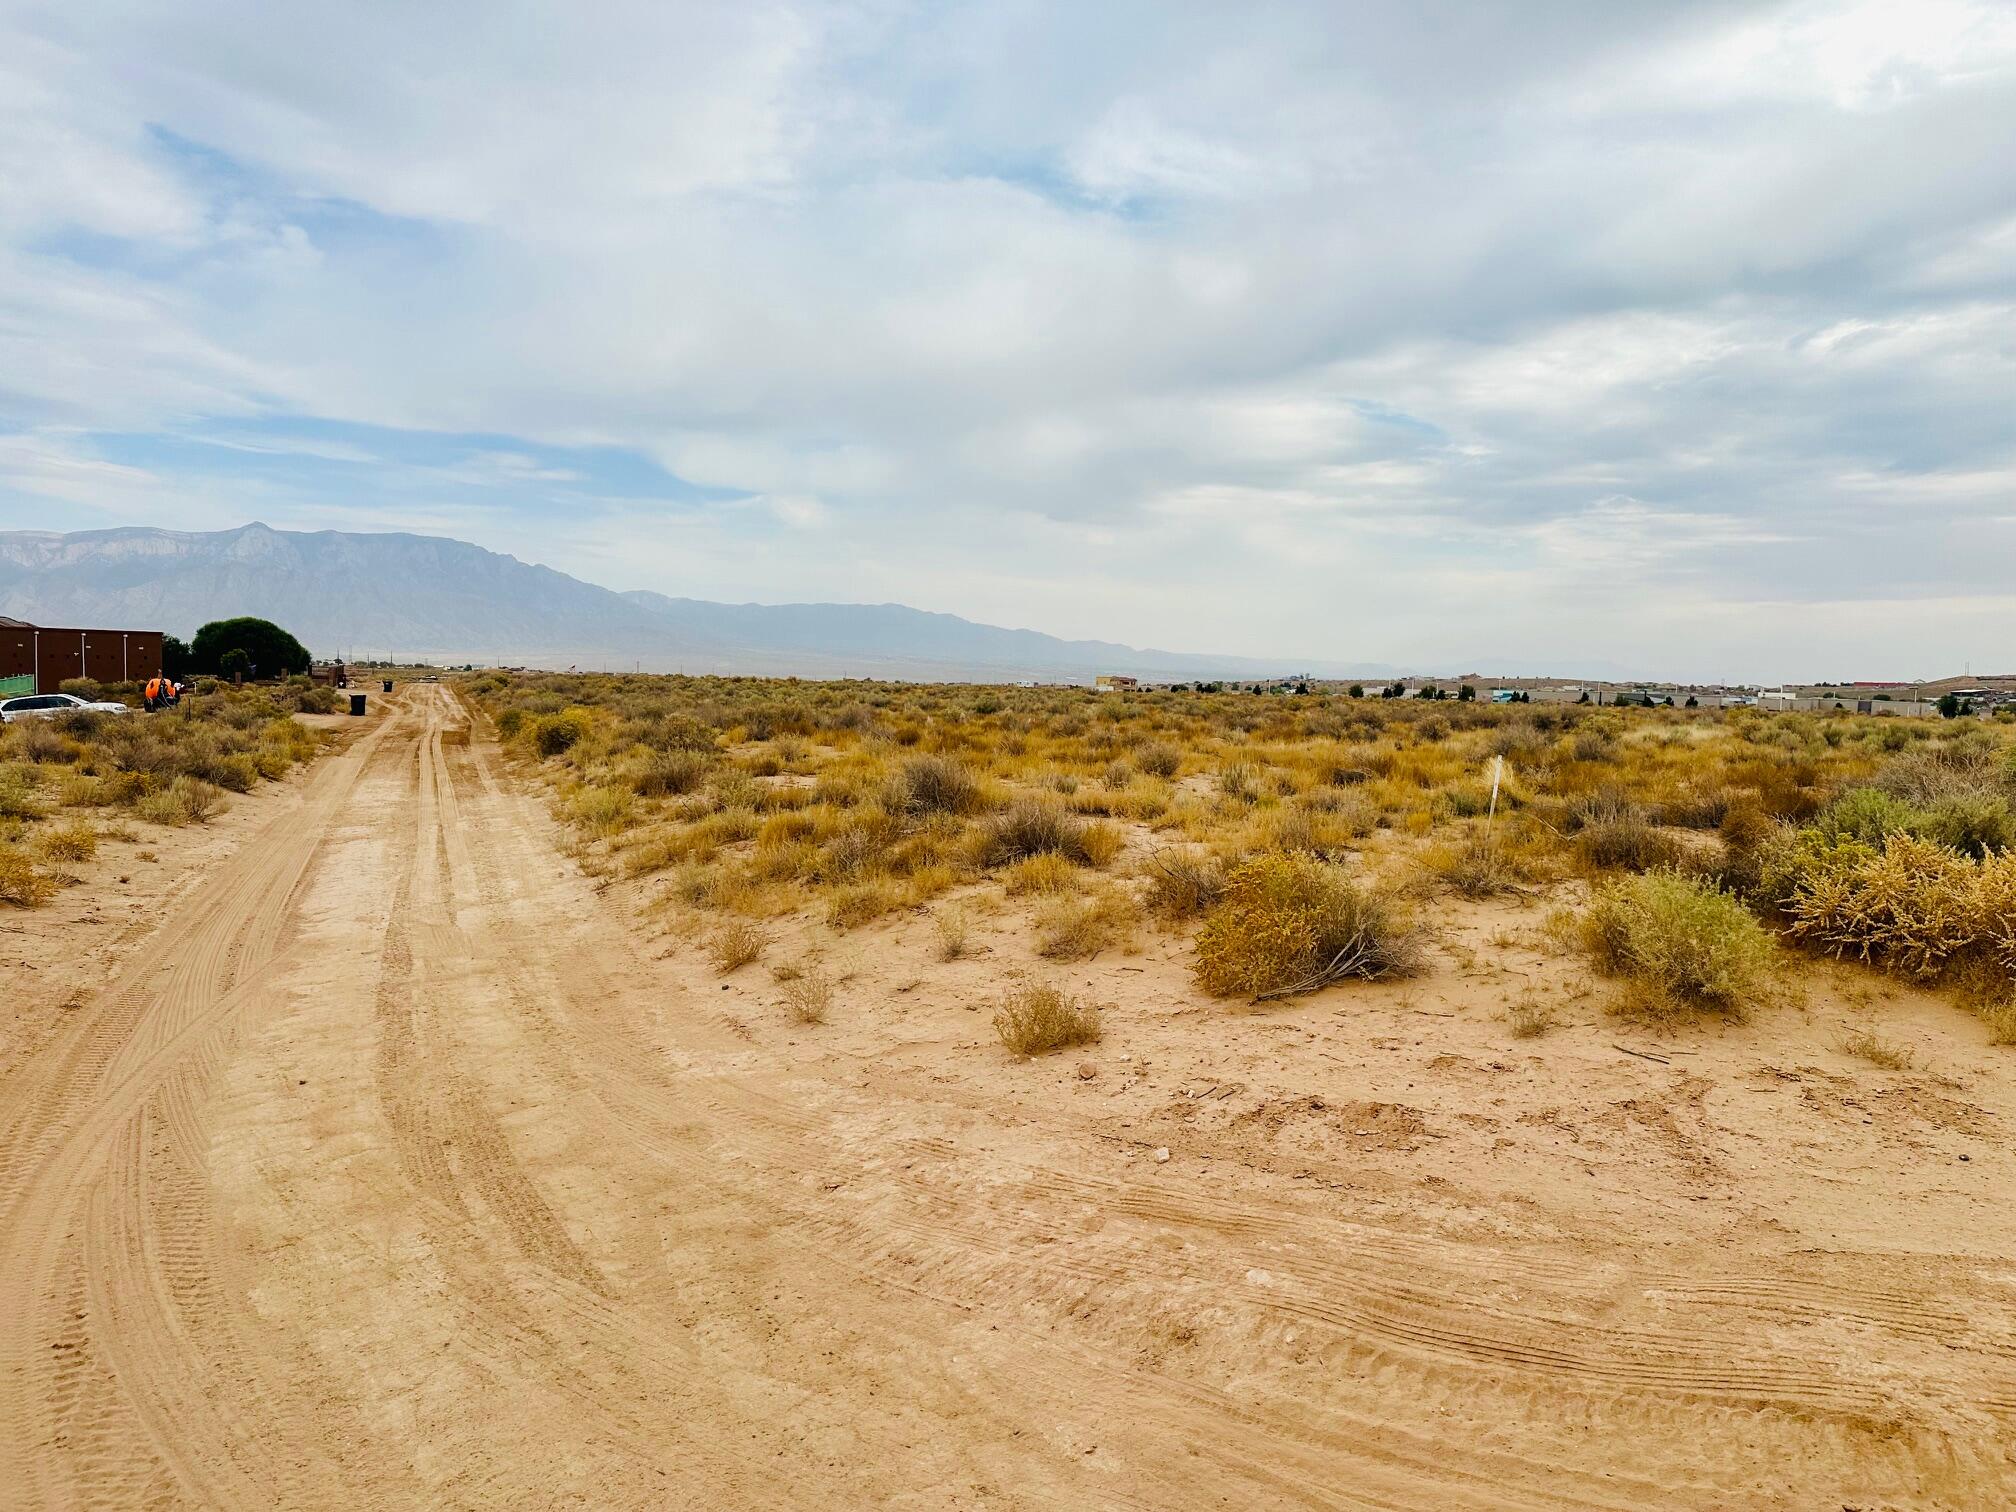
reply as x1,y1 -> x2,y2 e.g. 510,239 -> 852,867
1,0 -> 2012,680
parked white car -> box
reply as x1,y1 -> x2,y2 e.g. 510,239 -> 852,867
0,692 -> 132,722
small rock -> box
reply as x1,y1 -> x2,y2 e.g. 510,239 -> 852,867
1153,1147 -> 1170,1164
1076,1061 -> 1098,1081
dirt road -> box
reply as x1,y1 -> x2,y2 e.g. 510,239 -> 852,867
4,684 -> 2013,1509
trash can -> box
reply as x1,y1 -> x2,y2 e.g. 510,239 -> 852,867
349,693 -> 367,716
382,679 -> 393,693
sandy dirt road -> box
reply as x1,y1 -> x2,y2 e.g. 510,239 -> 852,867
5,683 -> 2014,1510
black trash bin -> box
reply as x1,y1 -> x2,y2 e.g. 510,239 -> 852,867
382,679 -> 393,693
349,693 -> 367,716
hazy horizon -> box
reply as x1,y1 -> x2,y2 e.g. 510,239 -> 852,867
2,3 -> 2012,681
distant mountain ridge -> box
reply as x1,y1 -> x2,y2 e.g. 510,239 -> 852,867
0,523 -> 1403,682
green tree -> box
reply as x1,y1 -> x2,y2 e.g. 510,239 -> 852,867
219,648 -> 252,683
1347,684 -> 1364,699
1457,684 -> 1476,702
190,617 -> 311,679
161,634 -> 192,680
1938,692 -> 1962,719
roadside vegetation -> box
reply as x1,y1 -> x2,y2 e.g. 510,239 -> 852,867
462,671 -> 2016,1039
0,677 -> 331,906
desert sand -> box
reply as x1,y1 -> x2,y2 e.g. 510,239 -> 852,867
4,682 -> 2013,1509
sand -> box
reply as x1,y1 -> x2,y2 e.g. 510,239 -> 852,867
4,682 -> 2014,1509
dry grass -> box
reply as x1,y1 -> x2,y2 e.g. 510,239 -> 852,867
992,981 -> 1102,1056
933,907 -> 972,961
707,919 -> 769,972
1034,887 -> 1142,960
779,970 -> 835,1024
460,669 -> 2015,1028
1836,1027 -> 1914,1070
1507,995 -> 1556,1039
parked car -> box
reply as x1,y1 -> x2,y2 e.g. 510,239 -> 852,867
0,692 -> 132,722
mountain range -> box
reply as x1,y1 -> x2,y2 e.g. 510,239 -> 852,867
0,523 -> 1410,683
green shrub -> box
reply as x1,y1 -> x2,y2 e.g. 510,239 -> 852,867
532,710 -> 590,757
1193,853 -> 1423,999
1579,870 -> 1774,1019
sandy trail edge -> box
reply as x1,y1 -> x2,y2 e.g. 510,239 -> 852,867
1,683 -> 2011,1510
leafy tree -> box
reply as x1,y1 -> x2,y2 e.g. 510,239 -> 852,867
162,634 -> 192,680
190,617 -> 311,679
1457,684 -> 1476,702
1938,692 -> 1962,718
1347,684 -> 1364,699
219,648 -> 252,683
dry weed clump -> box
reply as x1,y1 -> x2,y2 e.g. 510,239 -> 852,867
933,908 -> 972,960
0,845 -> 56,907
974,799 -> 1117,870
1423,830 -> 1539,898
1193,853 -> 1424,1000
706,920 -> 769,972
992,981 -> 1102,1056
1580,870 -> 1774,1021
1142,848 -> 1226,917
1034,887 -> 1142,960
1837,1027 -> 1914,1070
779,969 -> 835,1024
1765,832 -> 2016,1006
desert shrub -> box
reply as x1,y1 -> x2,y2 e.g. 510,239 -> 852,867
0,845 -> 55,906
779,970 -> 834,1024
992,982 -> 1102,1056
1142,849 -> 1226,917
706,920 -> 768,972
933,908 -> 971,960
0,765 -> 48,820
974,799 -> 1111,868
1579,870 -> 1773,1019
1034,888 -> 1141,960
11,721 -> 76,764
890,754 -> 982,815
1919,796 -> 2016,859
1773,832 -> 2014,995
1003,852 -> 1081,895
35,821 -> 97,862
633,749 -> 714,797
135,777 -> 223,826
1136,742 -> 1181,779
532,710 -> 591,757
1216,762 -> 1258,803
1576,813 -> 1682,872
496,708 -> 525,738
1837,1028 -> 1914,1070
827,878 -> 904,929
1424,832 -> 1535,898
1193,853 -> 1423,1000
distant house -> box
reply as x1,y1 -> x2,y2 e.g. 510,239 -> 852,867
1094,674 -> 1139,692
0,616 -> 167,695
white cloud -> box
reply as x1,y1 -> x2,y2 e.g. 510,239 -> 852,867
0,0 -> 2011,679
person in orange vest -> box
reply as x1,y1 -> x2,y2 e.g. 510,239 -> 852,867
143,675 -> 161,712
